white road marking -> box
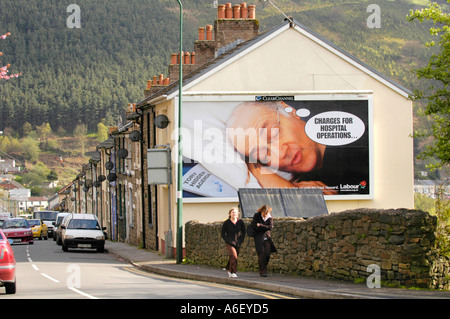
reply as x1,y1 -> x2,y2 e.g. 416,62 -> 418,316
41,273 -> 60,283
68,287 -> 99,299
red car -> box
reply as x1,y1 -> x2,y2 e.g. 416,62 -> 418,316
0,229 -> 16,294
1,218 -> 34,244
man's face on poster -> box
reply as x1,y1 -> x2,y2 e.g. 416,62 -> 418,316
227,102 -> 325,174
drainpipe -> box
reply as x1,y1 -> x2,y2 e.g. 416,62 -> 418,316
139,111 -> 146,248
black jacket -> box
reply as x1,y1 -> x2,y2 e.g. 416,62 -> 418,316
221,219 -> 246,248
251,212 -> 277,253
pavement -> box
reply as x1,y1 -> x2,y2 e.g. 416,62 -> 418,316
104,240 -> 450,299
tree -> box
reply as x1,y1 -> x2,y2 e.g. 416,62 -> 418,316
96,122 -> 109,142
408,1 -> 450,170
36,122 -> 52,142
0,32 -> 20,80
74,124 -> 87,157
46,170 -> 58,182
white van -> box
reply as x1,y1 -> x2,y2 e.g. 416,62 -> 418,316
60,214 -> 106,253
53,212 -> 71,245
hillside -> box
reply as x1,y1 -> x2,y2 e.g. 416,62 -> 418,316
0,0 -> 448,179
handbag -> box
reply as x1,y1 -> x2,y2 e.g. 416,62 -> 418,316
246,224 -> 256,237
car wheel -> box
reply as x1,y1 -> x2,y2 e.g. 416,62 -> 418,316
5,280 -> 16,294
62,244 -> 68,252
97,246 -> 104,253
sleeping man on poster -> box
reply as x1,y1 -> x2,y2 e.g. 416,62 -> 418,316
180,98 -> 370,199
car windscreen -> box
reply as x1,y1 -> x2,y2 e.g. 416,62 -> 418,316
28,220 -> 41,227
55,216 -> 66,226
33,211 -> 58,221
2,219 -> 30,229
67,219 -> 100,230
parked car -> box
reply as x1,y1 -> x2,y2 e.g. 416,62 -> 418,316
0,229 -> 16,294
61,214 -> 106,253
28,219 -> 49,240
53,212 -> 71,245
1,218 -> 33,244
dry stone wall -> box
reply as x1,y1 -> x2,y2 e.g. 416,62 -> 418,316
185,208 -> 450,289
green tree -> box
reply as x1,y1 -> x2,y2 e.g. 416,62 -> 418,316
20,137 -> 40,162
36,122 -> 52,142
46,170 -> 58,181
96,122 -> 108,142
74,124 -> 87,157
408,1 -> 450,170
22,122 -> 34,137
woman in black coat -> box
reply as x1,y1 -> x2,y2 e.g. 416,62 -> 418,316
251,204 -> 277,277
221,207 -> 246,278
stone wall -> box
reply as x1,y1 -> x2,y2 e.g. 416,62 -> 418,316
185,208 -> 450,289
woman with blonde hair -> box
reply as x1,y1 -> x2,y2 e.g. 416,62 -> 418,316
250,204 -> 277,277
221,207 -> 246,278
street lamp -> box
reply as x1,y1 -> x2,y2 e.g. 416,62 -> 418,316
176,0 -> 183,264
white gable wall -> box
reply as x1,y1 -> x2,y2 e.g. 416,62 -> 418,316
155,25 -> 413,243
181,26 -> 413,213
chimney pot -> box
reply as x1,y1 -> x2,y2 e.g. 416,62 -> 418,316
184,52 -> 190,65
152,76 -> 157,86
146,80 -> 152,90
225,3 -> 233,18
233,5 -> 240,19
158,74 -> 163,84
171,53 -> 177,65
190,52 -> 196,64
206,25 -> 213,40
198,27 -> 205,40
240,3 -> 248,18
248,5 -> 256,19
217,4 -> 225,19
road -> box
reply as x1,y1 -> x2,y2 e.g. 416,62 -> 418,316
1,238 -> 296,300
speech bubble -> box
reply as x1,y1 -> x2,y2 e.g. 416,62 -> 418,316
305,111 -> 365,146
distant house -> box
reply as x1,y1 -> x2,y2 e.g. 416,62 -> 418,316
0,180 -> 30,201
18,196 -> 49,212
414,180 -> 449,199
0,158 -> 20,173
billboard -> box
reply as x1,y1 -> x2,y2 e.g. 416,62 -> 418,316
178,94 -> 372,201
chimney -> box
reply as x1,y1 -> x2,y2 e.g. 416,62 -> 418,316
214,3 -> 259,51
164,3 -> 259,91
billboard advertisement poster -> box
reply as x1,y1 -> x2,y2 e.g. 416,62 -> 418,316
179,95 -> 372,201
